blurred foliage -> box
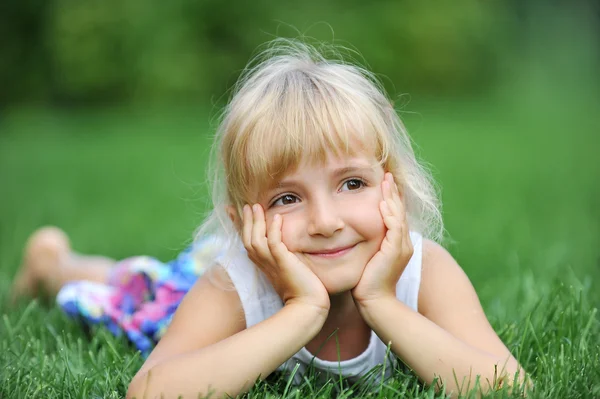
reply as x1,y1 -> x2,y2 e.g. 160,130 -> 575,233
0,0 -> 598,106
0,0 -> 502,105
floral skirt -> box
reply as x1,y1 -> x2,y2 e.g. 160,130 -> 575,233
56,236 -> 224,357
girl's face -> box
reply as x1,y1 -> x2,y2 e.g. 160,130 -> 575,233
258,151 -> 386,295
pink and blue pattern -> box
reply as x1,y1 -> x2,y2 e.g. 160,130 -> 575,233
56,237 -> 224,357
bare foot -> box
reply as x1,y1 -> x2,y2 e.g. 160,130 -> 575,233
10,226 -> 71,303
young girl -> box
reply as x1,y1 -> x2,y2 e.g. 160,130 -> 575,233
12,40 -> 526,398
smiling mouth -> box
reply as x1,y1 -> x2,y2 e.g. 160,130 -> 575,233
305,245 -> 356,258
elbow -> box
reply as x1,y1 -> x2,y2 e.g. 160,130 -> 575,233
126,372 -> 149,399
495,369 -> 534,397
482,359 -> 532,397
441,358 -> 531,398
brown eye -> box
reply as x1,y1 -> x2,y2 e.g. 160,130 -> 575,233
272,194 -> 300,207
341,179 -> 364,191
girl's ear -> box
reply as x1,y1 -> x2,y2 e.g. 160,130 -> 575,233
225,205 -> 242,231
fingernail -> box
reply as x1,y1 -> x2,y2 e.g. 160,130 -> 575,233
252,204 -> 259,212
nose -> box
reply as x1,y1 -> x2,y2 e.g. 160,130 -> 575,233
306,196 -> 345,237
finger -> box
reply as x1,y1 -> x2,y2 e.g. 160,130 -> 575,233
390,173 -> 401,203
391,189 -> 405,223
381,174 -> 399,218
379,200 -> 392,219
383,175 -> 412,255
380,216 -> 403,253
267,213 -> 288,263
380,201 -> 402,232
241,204 -> 253,250
380,184 -> 407,243
393,182 -> 408,226
382,175 -> 393,206
251,204 -> 271,259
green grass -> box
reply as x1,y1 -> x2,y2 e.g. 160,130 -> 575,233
0,98 -> 599,398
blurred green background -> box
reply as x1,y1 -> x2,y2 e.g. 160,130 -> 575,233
1,0 -> 598,106
1,1 -> 599,312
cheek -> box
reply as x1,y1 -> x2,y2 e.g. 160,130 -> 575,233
348,193 -> 386,239
268,213 -> 304,251
362,206 -> 386,241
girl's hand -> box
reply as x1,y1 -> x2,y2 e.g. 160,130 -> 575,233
242,204 -> 330,312
352,173 -> 414,306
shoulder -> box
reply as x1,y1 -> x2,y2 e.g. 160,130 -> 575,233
135,266 -> 245,377
418,239 -> 472,315
420,239 -> 466,281
421,238 -> 454,267
171,265 -> 245,329
160,265 -> 246,342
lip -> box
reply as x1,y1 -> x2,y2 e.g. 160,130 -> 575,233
305,244 -> 356,258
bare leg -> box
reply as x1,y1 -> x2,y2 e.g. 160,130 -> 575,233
11,226 -> 117,302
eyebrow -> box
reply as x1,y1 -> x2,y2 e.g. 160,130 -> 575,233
274,164 -> 376,189
332,165 -> 374,178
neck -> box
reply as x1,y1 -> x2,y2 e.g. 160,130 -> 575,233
305,291 -> 371,361
327,291 -> 360,324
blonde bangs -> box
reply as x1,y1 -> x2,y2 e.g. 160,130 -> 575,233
229,68 -> 392,206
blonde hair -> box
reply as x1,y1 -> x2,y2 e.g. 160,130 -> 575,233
196,39 -> 443,256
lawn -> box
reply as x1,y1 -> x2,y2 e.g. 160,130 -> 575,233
0,98 -> 599,398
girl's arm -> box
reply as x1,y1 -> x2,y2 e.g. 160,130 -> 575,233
129,204 -> 329,398
356,240 -> 527,397
127,267 -> 328,399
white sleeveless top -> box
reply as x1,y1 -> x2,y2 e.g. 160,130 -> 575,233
222,232 -> 423,384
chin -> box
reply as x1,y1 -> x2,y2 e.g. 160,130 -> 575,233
306,256 -> 370,296
325,286 -> 355,296
320,274 -> 362,296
